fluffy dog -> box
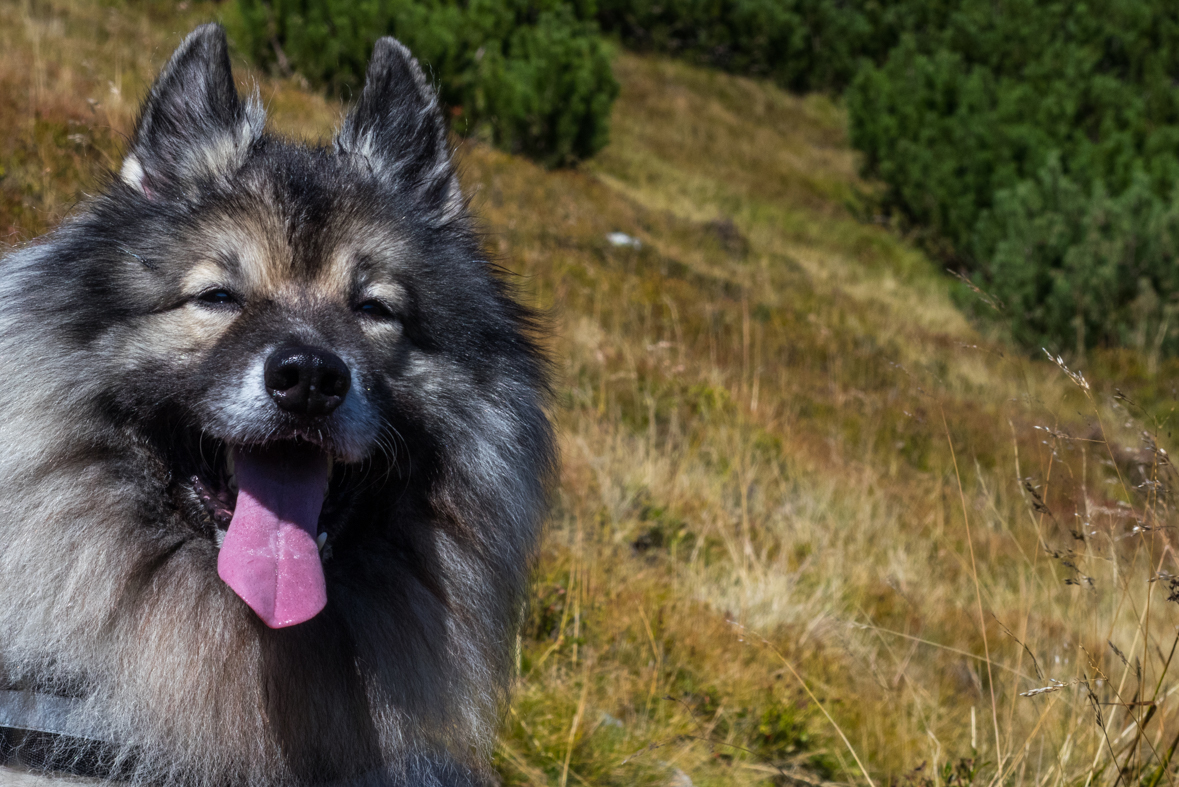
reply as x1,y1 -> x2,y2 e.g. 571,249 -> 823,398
0,23 -> 552,786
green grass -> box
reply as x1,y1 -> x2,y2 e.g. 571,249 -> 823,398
5,3 -> 1179,786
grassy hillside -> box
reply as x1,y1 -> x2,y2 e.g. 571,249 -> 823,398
4,3 -> 1179,786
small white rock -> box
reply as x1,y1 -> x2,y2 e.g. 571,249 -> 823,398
607,232 -> 641,249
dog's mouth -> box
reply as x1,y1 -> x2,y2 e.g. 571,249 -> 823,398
185,439 -> 346,629
190,446 -> 338,538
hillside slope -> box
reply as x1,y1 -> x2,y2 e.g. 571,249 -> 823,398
2,3 -> 1177,787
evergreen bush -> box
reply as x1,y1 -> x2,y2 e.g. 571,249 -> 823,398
845,1 -> 1179,355
233,0 -> 618,167
972,157 -> 1179,357
595,0 -> 899,93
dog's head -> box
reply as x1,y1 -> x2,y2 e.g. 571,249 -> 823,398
40,24 -> 550,629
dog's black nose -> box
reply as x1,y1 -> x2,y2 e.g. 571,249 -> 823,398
264,346 -> 351,416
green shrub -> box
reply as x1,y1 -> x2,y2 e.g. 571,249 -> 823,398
971,156 -> 1179,356
596,0 -> 904,93
233,0 -> 618,166
846,1 -> 1179,354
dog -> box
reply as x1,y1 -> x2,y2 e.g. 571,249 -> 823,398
0,23 -> 553,786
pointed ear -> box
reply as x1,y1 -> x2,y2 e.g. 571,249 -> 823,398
335,38 -> 463,225
120,24 -> 264,197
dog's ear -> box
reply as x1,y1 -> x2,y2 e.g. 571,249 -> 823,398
120,24 -> 264,197
335,38 -> 463,225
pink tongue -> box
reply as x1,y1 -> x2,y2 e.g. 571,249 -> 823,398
217,447 -> 328,628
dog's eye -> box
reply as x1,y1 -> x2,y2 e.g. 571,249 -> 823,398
355,300 -> 396,320
195,289 -> 240,308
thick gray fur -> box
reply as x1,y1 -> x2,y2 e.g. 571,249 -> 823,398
0,24 -> 553,787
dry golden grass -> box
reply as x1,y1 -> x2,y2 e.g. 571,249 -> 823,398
5,3 -> 1179,787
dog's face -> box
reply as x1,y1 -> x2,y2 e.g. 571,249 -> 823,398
110,172 -> 445,626
95,31 -> 482,630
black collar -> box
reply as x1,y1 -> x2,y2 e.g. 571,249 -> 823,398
0,690 -> 128,780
